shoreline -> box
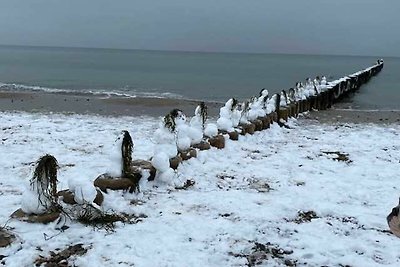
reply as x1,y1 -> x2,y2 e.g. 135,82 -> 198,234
0,91 -> 222,118
302,109 -> 400,124
1,90 -> 399,124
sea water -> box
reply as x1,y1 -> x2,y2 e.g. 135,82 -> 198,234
0,45 -> 399,110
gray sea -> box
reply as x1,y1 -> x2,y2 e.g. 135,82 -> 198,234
0,45 -> 399,110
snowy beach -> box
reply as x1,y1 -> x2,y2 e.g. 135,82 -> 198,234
2,0 -> 400,265
1,111 -> 399,266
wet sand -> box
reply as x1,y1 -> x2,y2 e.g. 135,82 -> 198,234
0,91 -> 399,124
0,91 -> 222,117
303,109 -> 400,124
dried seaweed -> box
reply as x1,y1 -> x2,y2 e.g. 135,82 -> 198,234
322,151 -> 352,163
274,93 -> 280,112
281,90 -> 289,105
231,98 -> 238,111
259,88 -> 269,108
313,81 -> 320,94
121,130 -> 133,177
230,241 -> 296,266
175,179 -> 195,190
164,109 -> 182,132
77,205 -> 146,232
199,102 -> 208,129
34,244 -> 88,267
288,88 -> 296,103
292,210 -> 319,224
31,155 -> 59,211
118,131 -> 141,192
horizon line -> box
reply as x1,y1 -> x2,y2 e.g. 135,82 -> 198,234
0,43 -> 395,59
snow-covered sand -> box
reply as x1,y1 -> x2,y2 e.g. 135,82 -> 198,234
1,111 -> 399,266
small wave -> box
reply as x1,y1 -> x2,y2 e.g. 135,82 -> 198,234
0,82 -> 185,100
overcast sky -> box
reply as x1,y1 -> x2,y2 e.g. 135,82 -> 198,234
0,0 -> 399,56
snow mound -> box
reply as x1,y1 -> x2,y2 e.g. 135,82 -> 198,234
151,152 -> 170,173
205,123 -> 218,137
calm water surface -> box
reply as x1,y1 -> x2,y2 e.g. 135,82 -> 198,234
0,45 -> 398,110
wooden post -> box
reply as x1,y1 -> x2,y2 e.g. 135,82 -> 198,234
289,103 -> 297,117
278,108 -> 289,121
179,148 -> 197,161
209,135 -> 225,149
252,119 -> 264,131
169,155 -> 182,170
192,140 -> 212,150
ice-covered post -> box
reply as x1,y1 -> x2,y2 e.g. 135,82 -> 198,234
113,130 -> 142,191
94,130 -> 153,193
314,76 -> 323,110
238,100 -> 256,135
265,93 -> 279,123
275,93 -> 281,121
191,102 -> 221,149
246,96 -> 264,131
287,88 -> 297,117
257,88 -> 272,129
190,102 -> 212,149
217,98 -> 241,140
278,90 -> 289,121
317,76 -> 328,110
295,82 -> 307,113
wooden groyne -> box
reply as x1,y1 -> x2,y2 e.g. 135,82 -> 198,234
277,59 -> 384,121
9,60 -> 384,229
91,59 -> 385,192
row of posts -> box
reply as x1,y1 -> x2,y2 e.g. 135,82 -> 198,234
276,60 -> 384,122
